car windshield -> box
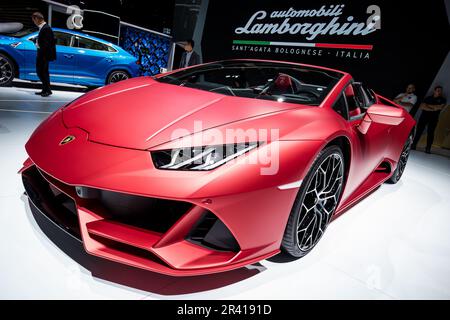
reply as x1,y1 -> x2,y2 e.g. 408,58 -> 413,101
155,60 -> 343,106
4,28 -> 36,38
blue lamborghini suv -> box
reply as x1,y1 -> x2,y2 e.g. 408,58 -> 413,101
0,27 -> 140,87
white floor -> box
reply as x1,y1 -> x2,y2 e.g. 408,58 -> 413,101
0,86 -> 449,299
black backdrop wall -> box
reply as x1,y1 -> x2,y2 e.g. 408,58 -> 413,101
0,0 -> 176,33
0,0 -> 46,29
201,0 -> 450,101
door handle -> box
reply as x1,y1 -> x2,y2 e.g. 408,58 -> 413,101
64,54 -> 74,59
105,57 -> 113,62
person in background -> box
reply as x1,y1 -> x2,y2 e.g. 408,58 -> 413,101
411,85 -> 447,154
31,12 -> 56,97
179,39 -> 200,69
394,84 -> 417,113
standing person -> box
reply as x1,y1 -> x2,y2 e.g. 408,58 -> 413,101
31,12 -> 56,97
411,86 -> 447,154
394,84 -> 417,113
179,39 -> 200,69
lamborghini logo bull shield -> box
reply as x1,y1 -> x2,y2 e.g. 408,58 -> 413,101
59,135 -> 75,145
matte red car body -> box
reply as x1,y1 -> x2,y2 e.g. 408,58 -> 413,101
20,59 -> 415,276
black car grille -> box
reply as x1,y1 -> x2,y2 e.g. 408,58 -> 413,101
79,187 -> 193,234
22,166 -> 193,236
22,165 -> 239,254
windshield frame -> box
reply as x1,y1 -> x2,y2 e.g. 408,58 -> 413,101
155,60 -> 344,106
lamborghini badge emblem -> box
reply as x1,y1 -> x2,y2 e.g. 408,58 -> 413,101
60,135 -> 75,145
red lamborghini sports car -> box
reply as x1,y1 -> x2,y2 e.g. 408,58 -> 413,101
20,60 -> 415,276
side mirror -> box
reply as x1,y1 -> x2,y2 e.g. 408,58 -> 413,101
357,104 -> 405,134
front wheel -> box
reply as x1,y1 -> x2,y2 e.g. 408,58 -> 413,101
0,53 -> 15,86
106,70 -> 129,85
281,145 -> 345,258
386,132 -> 413,184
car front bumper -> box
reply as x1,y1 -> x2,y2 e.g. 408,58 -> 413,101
20,110 -> 324,276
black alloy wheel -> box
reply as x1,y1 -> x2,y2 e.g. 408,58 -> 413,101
282,145 -> 345,258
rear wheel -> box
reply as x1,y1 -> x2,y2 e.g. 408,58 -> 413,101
106,70 -> 129,85
0,53 -> 15,86
386,132 -> 413,184
282,146 -> 345,258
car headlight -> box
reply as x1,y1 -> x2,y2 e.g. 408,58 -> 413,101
10,42 -> 21,48
151,142 -> 259,170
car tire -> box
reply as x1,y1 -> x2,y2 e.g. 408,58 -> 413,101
0,53 -> 15,87
106,70 -> 129,85
281,145 -> 345,258
386,132 -> 414,184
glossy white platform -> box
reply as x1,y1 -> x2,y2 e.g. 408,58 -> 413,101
0,86 -> 449,299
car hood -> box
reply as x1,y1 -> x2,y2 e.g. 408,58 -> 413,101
62,77 -> 306,150
0,35 -> 17,44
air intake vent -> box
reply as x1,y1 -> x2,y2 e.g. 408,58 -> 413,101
22,166 -> 81,240
76,189 -> 193,234
375,161 -> 391,173
188,211 -> 240,252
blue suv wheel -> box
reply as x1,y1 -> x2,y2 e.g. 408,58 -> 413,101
107,70 -> 130,84
0,53 -> 15,86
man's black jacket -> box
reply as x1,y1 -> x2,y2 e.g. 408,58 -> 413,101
37,24 -> 56,61
179,50 -> 200,68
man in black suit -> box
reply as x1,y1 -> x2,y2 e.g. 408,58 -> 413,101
179,39 -> 200,69
411,85 -> 447,154
31,12 -> 56,97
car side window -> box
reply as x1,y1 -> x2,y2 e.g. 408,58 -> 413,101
352,83 -> 367,110
53,32 -> 73,47
75,36 -> 111,51
344,83 -> 367,121
332,93 -> 349,120
362,84 -> 377,106
353,82 -> 377,110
